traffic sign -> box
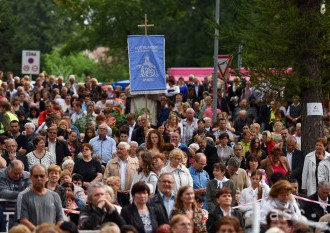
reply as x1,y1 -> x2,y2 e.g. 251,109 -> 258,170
217,55 -> 233,77
21,50 -> 40,75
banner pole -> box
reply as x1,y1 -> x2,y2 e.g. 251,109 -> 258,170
137,14 -> 154,131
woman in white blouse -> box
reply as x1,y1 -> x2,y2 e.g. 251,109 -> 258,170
160,148 -> 193,193
239,170 -> 270,227
302,137 -> 330,196
26,136 -> 55,169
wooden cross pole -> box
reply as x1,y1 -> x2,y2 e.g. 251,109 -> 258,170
137,14 -> 154,134
137,14 -> 154,36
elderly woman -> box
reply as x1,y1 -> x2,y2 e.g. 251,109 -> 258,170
302,137 -> 330,196
160,148 -> 193,193
271,121 -> 284,143
260,180 -> 302,224
128,141 -> 139,162
121,182 -> 165,233
170,186 -> 207,233
72,143 -> 102,189
106,176 -> 121,205
206,188 -> 244,233
206,163 -> 236,211
104,185 -> 122,214
62,158 -> 75,174
26,136 -> 55,169
260,147 -> 291,186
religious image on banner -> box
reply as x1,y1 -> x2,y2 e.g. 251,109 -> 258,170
127,35 -> 166,95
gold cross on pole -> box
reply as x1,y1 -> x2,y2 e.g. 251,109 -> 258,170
137,14 -> 154,35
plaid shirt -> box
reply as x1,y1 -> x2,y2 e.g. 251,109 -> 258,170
181,118 -> 198,146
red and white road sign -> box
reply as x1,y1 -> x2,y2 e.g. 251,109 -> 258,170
217,55 -> 233,77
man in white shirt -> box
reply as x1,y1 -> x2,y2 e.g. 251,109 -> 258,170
103,142 -> 138,207
302,181 -> 330,221
71,101 -> 85,124
126,113 -> 138,142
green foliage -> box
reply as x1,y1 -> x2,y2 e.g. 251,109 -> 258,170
53,0 -> 234,68
219,0 -> 330,96
43,47 -> 129,83
72,114 -> 95,134
110,108 -> 151,135
0,0 -> 75,75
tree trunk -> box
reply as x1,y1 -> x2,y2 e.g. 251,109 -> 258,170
301,87 -> 324,155
298,1 -> 324,155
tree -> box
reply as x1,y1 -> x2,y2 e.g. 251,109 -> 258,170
219,0 -> 330,154
53,0 -> 238,68
0,0 -> 75,74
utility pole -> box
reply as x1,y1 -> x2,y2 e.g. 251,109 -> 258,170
212,0 -> 220,124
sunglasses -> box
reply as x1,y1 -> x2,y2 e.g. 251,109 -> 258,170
33,174 -> 45,179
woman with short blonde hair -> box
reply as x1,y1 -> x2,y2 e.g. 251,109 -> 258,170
160,148 -> 193,193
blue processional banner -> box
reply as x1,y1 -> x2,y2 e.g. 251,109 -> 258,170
128,35 -> 166,95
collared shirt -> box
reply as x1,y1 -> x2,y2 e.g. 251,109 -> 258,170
89,136 -> 117,164
220,207 -> 232,216
286,151 -> 293,169
48,140 -> 56,162
188,166 -> 210,190
318,195 -> 329,212
119,158 -> 128,190
159,191 -> 175,218
215,177 -> 229,189
181,118 -> 198,146
128,123 -> 136,142
194,85 -> 199,95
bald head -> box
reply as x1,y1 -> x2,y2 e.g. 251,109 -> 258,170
8,160 -> 24,180
193,153 -> 207,171
286,135 -> 297,153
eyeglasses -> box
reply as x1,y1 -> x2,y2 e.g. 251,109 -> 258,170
177,222 -> 192,227
160,180 -> 173,184
33,174 -> 45,179
48,131 -> 57,134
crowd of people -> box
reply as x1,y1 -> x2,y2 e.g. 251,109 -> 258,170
0,71 -> 329,233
